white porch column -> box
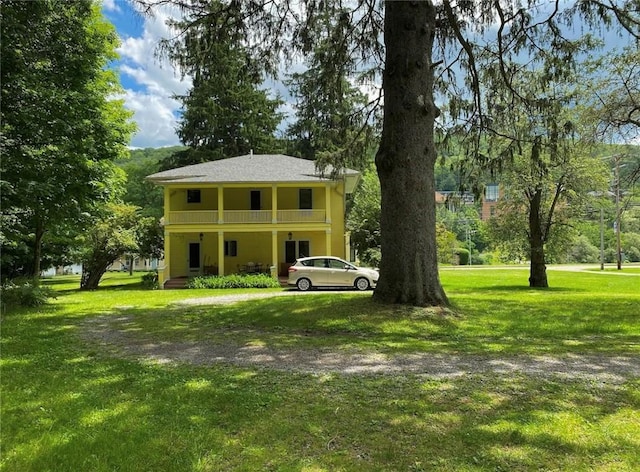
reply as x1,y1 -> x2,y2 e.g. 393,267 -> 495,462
163,187 -> 171,224
325,184 -> 332,223
271,184 -> 278,223
218,185 -> 224,224
218,230 -> 225,276
160,230 -> 171,288
271,230 -> 278,277
325,229 -> 332,255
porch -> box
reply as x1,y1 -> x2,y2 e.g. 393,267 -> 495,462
159,228 -> 339,288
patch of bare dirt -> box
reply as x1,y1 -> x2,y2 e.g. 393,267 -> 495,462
81,311 -> 640,384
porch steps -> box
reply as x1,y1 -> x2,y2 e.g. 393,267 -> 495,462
163,277 -> 189,289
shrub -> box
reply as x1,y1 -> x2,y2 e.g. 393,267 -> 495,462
567,235 -> 600,263
470,253 -> 485,265
1,279 -> 57,310
455,248 -> 470,266
359,248 -> 381,267
187,273 -> 281,289
477,252 -> 495,265
622,233 -> 640,262
141,271 -> 159,289
625,246 -> 640,263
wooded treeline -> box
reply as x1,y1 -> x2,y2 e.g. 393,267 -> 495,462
2,0 -> 638,301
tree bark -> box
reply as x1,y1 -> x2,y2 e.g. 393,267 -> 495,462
80,259 -> 112,290
373,0 -> 448,306
528,190 -> 549,288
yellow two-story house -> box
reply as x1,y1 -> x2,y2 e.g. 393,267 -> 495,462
147,154 -> 360,288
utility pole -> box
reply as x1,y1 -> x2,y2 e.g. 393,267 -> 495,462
600,208 -> 605,271
467,225 -> 472,266
615,155 -> 622,270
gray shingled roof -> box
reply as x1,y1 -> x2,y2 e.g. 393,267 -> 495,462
146,154 -> 360,185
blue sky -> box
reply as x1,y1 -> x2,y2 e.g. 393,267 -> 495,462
102,1 -> 637,149
102,0 -> 297,149
102,0 -> 190,148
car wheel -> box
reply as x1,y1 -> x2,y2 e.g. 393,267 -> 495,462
297,278 -> 312,291
355,277 -> 369,291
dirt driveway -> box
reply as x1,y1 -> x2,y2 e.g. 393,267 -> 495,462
82,291 -> 640,384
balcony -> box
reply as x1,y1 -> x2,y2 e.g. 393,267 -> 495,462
167,209 -> 326,225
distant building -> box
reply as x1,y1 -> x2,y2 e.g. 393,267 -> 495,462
481,184 -> 500,220
435,184 -> 500,221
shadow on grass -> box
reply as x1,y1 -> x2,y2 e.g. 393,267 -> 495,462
3,318 -> 639,472
3,290 -> 639,471
66,290 -> 640,357
475,284 -> 586,293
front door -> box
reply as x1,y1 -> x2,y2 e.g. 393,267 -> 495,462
188,242 -> 201,274
285,240 -> 296,263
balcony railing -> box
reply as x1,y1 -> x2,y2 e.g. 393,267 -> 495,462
168,210 -> 218,224
224,210 -> 271,223
167,209 -> 326,225
277,209 -> 325,222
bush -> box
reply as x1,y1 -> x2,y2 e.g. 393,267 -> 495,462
1,279 -> 57,310
455,248 -> 470,265
477,252 -> 495,265
470,253 -> 485,265
141,271 -> 159,289
187,273 -> 281,289
359,248 -> 381,267
626,246 -> 640,263
567,235 -> 600,263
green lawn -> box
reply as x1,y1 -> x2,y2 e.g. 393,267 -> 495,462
586,267 -> 640,274
2,270 -> 639,471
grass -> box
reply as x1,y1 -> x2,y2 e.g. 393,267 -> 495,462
2,269 -> 639,471
586,267 -> 640,273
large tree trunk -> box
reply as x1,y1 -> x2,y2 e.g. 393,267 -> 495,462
80,259 -> 112,290
373,0 -> 448,306
528,190 -> 549,288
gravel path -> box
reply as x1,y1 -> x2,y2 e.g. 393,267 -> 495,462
81,291 -> 640,384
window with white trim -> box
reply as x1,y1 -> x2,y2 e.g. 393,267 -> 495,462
224,240 -> 238,257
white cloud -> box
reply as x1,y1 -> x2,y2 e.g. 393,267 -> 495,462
122,90 -> 182,148
102,0 -> 120,13
115,4 -> 190,148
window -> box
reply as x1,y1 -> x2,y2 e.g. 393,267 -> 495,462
328,259 -> 345,269
286,240 -> 311,262
224,240 -> 238,257
187,189 -> 201,203
485,184 -> 499,202
298,240 -> 310,258
250,190 -> 261,210
301,258 -> 322,267
299,188 -> 312,209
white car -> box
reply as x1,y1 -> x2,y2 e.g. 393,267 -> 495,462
288,256 -> 378,291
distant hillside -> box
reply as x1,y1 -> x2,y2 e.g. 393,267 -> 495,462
119,146 -> 187,167
118,147 -> 186,218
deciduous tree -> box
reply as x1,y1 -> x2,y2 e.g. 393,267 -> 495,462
0,0 -> 134,278
139,0 -> 637,305
79,203 -> 140,290
476,65 -> 609,285
347,169 -> 381,266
